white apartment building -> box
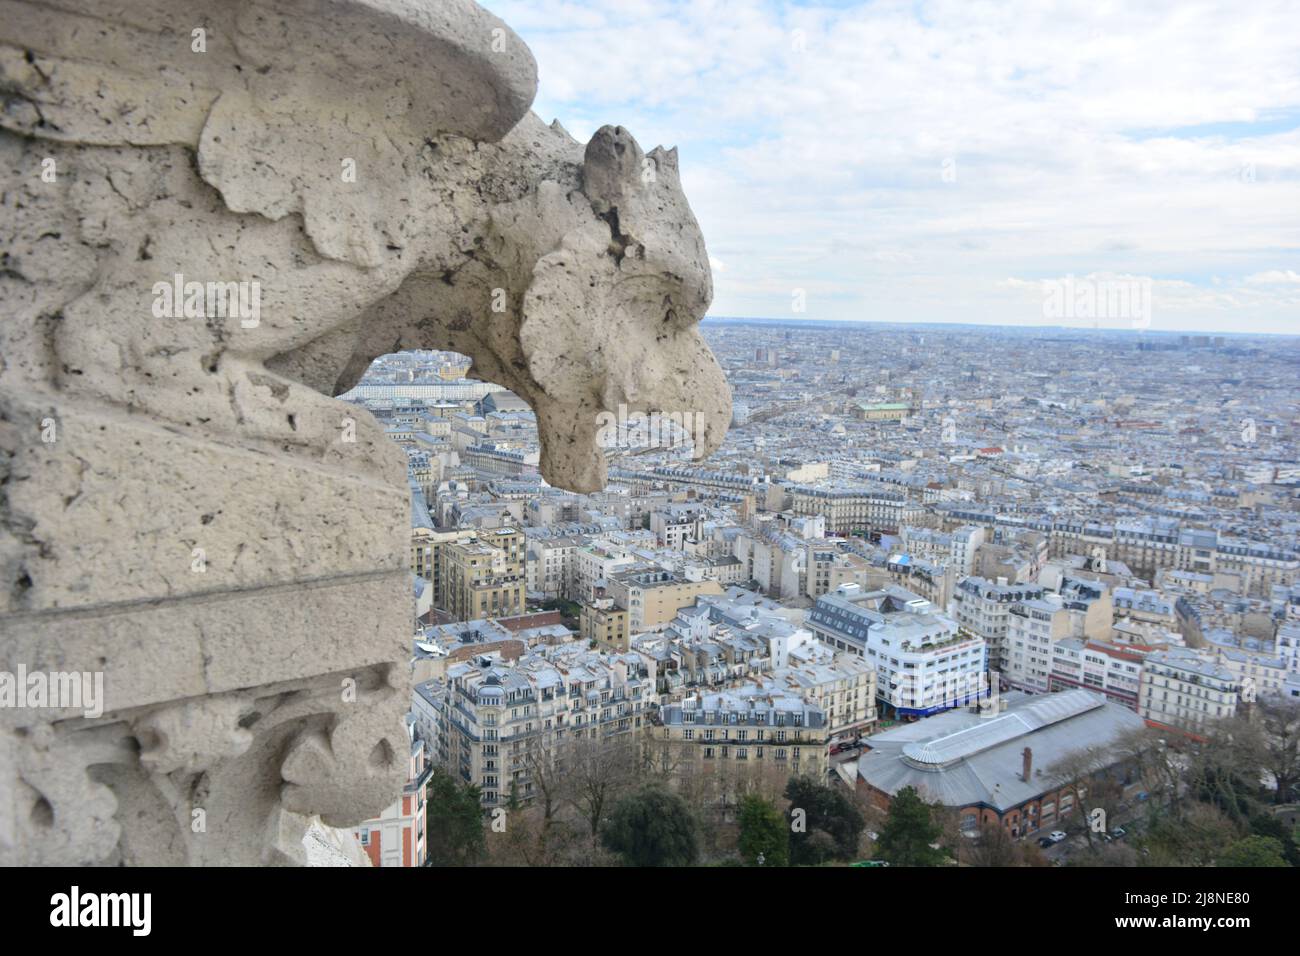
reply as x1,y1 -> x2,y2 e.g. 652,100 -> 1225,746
650,508 -> 707,550
1205,626 -> 1295,700
1138,647 -> 1238,735
1003,594 -> 1070,692
575,541 -> 639,603
807,585 -> 987,718
525,534 -> 581,600
1049,638 -> 1147,711
949,576 -> 1045,673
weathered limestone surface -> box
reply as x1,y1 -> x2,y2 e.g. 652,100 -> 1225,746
0,0 -> 727,864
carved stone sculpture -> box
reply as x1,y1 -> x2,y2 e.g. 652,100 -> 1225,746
0,0 -> 727,864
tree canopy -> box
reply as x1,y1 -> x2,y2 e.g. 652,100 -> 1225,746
876,786 -> 946,867
601,785 -> 699,867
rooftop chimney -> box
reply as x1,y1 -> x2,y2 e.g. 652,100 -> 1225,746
1022,746 -> 1033,782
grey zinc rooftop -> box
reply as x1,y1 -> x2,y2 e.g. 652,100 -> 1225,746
857,689 -> 1146,812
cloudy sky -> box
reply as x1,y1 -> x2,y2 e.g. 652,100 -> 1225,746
483,0 -> 1300,334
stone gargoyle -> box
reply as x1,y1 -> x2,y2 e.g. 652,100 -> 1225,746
0,0 -> 728,864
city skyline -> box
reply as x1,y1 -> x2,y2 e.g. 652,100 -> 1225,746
701,316 -> 1300,338
486,0 -> 1300,335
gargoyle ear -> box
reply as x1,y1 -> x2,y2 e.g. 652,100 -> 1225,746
583,125 -> 646,213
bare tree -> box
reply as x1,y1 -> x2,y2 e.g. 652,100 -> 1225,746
1112,726 -> 1183,815
520,729 -> 571,860
568,730 -> 640,844
966,821 -> 1021,867
1185,715 -> 1266,822
1045,743 -> 1115,848
1253,696 -> 1300,804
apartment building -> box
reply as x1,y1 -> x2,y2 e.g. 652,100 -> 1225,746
899,524 -> 986,576
1215,538 -> 1300,599
1111,517 -> 1182,581
607,568 -> 724,631
1049,637 -> 1150,711
1045,520 -> 1296,600
575,541 -> 640,603
441,528 -> 526,621
732,527 -> 805,600
1138,647 -> 1238,736
580,599 -> 630,653
788,484 -> 923,536
421,648 -> 652,808
854,401 -> 914,421
950,576 -> 1046,673
1205,627 -> 1294,700
773,655 -> 877,738
650,507 -> 708,550
1003,594 -> 1072,692
462,442 -> 540,478
657,686 -> 830,780
525,534 -> 582,600
886,557 -> 955,610
807,585 -> 987,717
805,547 -> 871,600
1112,587 -> 1177,627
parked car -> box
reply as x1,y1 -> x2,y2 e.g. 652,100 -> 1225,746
1109,826 -> 1127,840
1048,831 -> 1068,843
1037,837 -> 1055,849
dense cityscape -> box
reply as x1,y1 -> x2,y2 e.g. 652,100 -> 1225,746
9,0 -> 1300,943
342,321 -> 1300,868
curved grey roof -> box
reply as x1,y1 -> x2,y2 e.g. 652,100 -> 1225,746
902,690 -> 1102,768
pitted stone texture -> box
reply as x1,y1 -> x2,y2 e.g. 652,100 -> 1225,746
0,0 -> 726,865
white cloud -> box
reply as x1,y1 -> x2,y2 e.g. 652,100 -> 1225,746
484,0 -> 1300,333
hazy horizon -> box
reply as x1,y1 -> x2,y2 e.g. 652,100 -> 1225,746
700,315 -> 1300,338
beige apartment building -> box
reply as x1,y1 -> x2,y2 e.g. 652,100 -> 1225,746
417,650 -> 652,809
774,657 -> 877,738
607,568 -> 724,631
805,547 -> 871,600
413,527 -> 477,597
581,600 -> 631,652
441,528 -> 526,621
656,687 -> 831,785
788,484 -> 922,536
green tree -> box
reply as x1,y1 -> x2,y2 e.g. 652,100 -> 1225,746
425,767 -> 486,866
1215,835 -> 1288,868
601,785 -> 698,866
876,786 -> 946,866
1247,812 -> 1300,866
1141,801 -> 1241,866
784,776 -> 864,864
738,793 -> 788,866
